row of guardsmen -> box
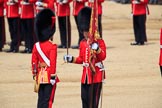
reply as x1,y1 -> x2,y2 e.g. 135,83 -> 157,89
0,0 -> 104,53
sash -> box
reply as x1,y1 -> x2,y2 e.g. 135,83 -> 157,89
35,42 -> 50,84
36,42 -> 50,66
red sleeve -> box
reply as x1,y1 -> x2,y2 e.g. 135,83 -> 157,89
48,44 -> 57,75
31,44 -> 39,75
75,41 -> 84,64
96,39 -> 106,61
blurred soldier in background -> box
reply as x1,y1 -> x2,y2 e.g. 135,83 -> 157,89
0,0 -> 6,51
56,0 -> 72,48
130,0 -> 149,45
71,0 -> 86,49
20,0 -> 35,53
4,0 -> 20,52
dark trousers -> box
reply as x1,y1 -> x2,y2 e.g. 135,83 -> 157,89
58,16 -> 71,47
74,16 -> 84,45
7,17 -> 20,50
81,82 -> 102,108
20,18 -> 35,50
160,66 -> 162,77
98,15 -> 102,38
37,84 -> 56,108
0,16 -> 6,49
133,14 -> 147,43
20,20 -> 24,42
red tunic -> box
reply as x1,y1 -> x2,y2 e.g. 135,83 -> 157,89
0,0 -> 4,16
20,0 -> 35,19
20,0 -> 34,19
72,0 -> 86,16
74,39 -> 106,84
56,0 -> 72,17
131,0 -> 149,15
4,0 -> 20,18
88,0 -> 104,15
159,29 -> 162,66
31,41 -> 59,83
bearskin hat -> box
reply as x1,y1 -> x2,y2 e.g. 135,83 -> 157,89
34,8 -> 56,42
77,7 -> 92,32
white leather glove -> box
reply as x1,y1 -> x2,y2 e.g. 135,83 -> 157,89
64,55 -> 73,63
91,43 -> 99,51
50,79 -> 56,85
36,1 -> 43,6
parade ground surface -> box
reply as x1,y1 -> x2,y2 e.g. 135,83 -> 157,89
0,1 -> 162,108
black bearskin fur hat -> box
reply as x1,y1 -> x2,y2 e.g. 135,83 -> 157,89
35,8 -> 56,42
77,7 -> 92,32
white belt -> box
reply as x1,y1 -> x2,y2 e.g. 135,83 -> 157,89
83,62 -> 105,71
95,62 -> 105,71
83,62 -> 89,67
95,62 -> 103,68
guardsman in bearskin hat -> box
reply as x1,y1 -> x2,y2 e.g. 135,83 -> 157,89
71,0 -> 87,49
56,0 -> 72,48
4,0 -> 20,52
0,0 -> 6,51
63,7 -> 106,108
130,0 -> 149,45
31,8 -> 59,108
19,0 -> 35,53
159,28 -> 162,77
